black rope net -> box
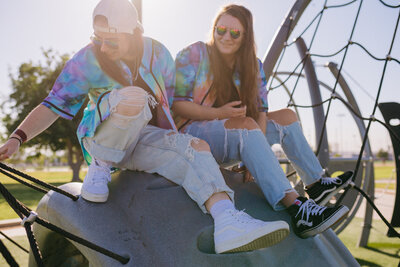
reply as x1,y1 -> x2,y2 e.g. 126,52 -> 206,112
269,0 -> 400,238
0,165 -> 130,265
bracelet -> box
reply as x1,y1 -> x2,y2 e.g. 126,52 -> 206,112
14,129 -> 27,143
9,136 -> 22,146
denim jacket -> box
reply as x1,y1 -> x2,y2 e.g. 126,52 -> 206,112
42,37 -> 176,164
174,41 -> 268,130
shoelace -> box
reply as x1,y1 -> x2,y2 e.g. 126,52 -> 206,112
228,209 -> 258,224
296,199 -> 327,222
320,177 -> 341,185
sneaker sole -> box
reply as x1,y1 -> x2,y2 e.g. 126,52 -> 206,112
81,189 -> 108,203
299,206 -> 349,238
217,221 -> 290,254
317,172 -> 353,206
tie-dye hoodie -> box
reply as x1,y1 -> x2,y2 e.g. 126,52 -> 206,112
174,41 -> 268,130
42,37 -> 176,164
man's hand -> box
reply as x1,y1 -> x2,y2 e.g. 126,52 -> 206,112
0,139 -> 21,161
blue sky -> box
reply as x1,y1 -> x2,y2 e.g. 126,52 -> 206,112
0,0 -> 399,154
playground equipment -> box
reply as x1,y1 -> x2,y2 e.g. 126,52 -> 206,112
28,170 -> 359,266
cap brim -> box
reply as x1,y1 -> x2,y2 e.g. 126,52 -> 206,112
93,21 -> 143,34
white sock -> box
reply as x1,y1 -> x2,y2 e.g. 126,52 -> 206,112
210,199 -> 235,220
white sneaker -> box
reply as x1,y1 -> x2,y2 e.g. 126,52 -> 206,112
214,209 -> 290,254
81,161 -> 111,203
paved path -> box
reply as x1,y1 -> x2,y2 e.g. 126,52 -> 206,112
355,188 -> 396,221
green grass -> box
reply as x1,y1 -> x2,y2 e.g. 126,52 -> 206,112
375,183 -> 396,190
0,236 -> 29,267
374,163 -> 397,181
0,170 -> 85,220
338,218 -> 400,267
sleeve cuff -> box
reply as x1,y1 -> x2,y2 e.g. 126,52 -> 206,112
41,101 -> 74,120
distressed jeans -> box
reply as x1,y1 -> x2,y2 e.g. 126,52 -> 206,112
83,88 -> 234,213
185,119 -> 323,211
266,120 -> 324,185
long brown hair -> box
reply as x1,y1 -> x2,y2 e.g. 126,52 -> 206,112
208,4 -> 260,120
92,15 -> 143,86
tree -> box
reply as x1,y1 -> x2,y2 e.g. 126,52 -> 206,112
376,149 -> 389,164
2,49 -> 86,181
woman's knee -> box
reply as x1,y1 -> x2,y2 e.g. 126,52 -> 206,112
268,108 -> 298,125
111,86 -> 148,117
224,117 -> 259,130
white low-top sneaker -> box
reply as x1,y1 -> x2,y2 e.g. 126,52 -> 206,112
81,162 -> 111,203
214,209 -> 290,254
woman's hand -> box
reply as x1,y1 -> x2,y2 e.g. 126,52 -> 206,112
0,139 -> 21,161
216,101 -> 246,119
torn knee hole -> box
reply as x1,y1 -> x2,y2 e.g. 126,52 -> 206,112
164,131 -> 178,148
110,86 -> 149,116
115,102 -> 145,116
191,139 -> 210,152
224,117 -> 259,130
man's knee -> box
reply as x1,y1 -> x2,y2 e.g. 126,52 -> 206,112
224,117 -> 259,130
166,132 -> 210,152
112,86 -> 148,117
191,139 -> 210,152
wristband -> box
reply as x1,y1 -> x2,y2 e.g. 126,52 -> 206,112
14,129 -> 27,143
9,136 -> 22,146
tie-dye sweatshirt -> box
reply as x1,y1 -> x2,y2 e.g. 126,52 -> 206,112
174,41 -> 268,130
42,37 -> 176,164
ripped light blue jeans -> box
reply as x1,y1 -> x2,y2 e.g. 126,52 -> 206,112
185,119 -> 323,211
83,87 -> 234,213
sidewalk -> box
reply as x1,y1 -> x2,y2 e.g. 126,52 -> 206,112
0,218 -> 24,239
355,188 -> 396,221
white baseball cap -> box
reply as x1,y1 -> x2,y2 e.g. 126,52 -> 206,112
93,0 -> 144,34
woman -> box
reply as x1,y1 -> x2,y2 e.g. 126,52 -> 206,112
0,0 -> 290,254
173,4 -> 352,239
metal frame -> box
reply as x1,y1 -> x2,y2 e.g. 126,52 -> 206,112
274,70 -> 374,245
296,37 -> 330,167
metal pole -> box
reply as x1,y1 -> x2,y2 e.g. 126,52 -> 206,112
262,0 -> 311,84
295,37 -> 330,168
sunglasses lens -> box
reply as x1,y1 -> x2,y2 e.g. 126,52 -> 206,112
90,35 -> 119,49
104,39 -> 119,49
90,35 -> 102,46
230,29 -> 240,39
216,26 -> 227,36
